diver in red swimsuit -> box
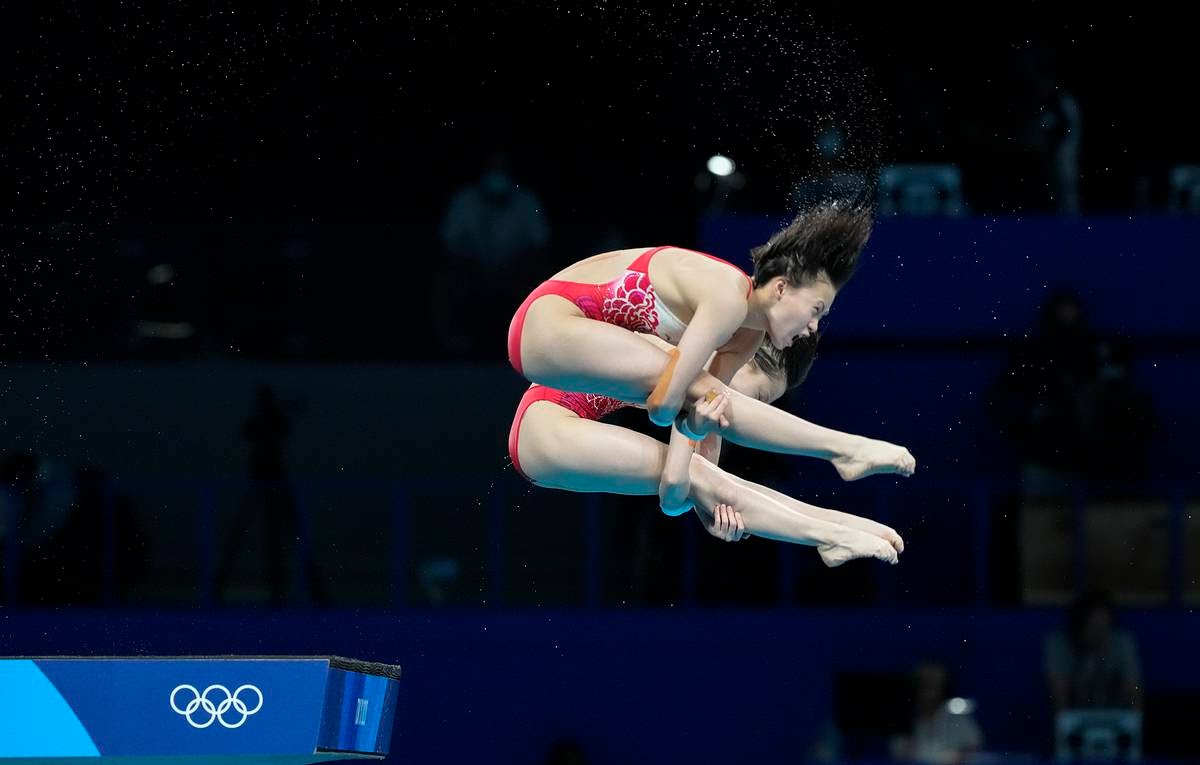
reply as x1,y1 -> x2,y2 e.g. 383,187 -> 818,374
506,201 -> 917,484
507,333 -> 903,567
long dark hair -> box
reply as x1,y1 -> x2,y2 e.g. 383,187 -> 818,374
755,332 -> 821,392
749,198 -> 873,289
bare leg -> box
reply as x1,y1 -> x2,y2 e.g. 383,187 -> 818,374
686,382 -> 916,480
721,472 -> 904,553
686,455 -> 897,567
516,406 -> 898,566
517,300 -> 914,478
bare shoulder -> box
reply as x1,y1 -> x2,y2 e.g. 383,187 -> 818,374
664,247 -> 747,280
661,248 -> 748,302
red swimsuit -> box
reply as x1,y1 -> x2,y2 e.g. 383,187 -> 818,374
505,245 -> 751,483
506,246 -> 752,376
507,385 -> 629,482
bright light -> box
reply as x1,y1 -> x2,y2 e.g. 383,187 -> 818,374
707,154 -> 735,177
947,697 -> 972,715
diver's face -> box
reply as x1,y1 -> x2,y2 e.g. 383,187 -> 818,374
729,360 -> 788,404
765,273 -> 836,351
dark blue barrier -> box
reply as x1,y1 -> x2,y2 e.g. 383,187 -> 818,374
1,607 -> 1197,763
702,214 -> 1200,480
700,214 -> 1200,341
4,476 -> 1197,611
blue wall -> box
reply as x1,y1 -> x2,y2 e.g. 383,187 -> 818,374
3,217 -> 1195,484
701,215 -> 1200,340
703,215 -> 1199,479
3,607 -> 1197,763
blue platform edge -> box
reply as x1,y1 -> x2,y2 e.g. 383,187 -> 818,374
317,668 -> 400,755
0,658 -> 399,759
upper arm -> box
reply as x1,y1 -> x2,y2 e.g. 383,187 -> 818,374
685,281 -> 747,343
646,269 -> 748,423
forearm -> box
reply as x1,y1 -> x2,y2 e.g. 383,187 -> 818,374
647,299 -> 742,425
659,425 -> 695,513
649,340 -> 723,425
696,432 -> 722,465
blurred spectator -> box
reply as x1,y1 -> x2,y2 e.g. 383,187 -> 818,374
216,385 -> 325,605
991,289 -> 1156,495
891,661 -> 984,764
957,46 -> 1080,213
1045,590 -> 1143,711
1076,339 -> 1157,484
1010,47 -> 1082,213
991,289 -> 1099,496
436,151 -> 550,355
23,465 -> 149,604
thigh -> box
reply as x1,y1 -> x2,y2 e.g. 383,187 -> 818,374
518,296 -> 674,402
517,403 -> 668,495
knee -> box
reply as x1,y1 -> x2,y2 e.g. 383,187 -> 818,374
515,426 -> 565,485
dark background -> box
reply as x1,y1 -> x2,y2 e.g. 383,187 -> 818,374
1,4 -> 1196,764
4,4 -> 1195,222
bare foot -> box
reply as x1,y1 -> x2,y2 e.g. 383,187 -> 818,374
839,516 -> 905,554
832,437 -> 916,481
818,528 -> 900,568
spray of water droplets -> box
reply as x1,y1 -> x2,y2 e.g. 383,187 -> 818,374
544,0 -> 889,205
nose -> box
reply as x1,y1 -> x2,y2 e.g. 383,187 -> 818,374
808,316 -> 820,333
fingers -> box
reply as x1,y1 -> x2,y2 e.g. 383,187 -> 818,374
717,503 -> 731,541
701,505 -> 724,541
687,390 -> 730,440
711,392 -> 729,417
712,394 -> 730,430
695,390 -> 727,414
715,503 -> 731,541
711,503 -> 747,542
695,390 -> 723,414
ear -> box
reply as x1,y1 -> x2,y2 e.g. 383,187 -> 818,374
775,278 -> 786,299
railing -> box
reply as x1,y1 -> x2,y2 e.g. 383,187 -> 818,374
2,475 -> 1196,609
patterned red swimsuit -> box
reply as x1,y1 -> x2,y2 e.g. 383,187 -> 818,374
505,245 -> 751,483
507,385 -> 628,482
506,246 -> 751,376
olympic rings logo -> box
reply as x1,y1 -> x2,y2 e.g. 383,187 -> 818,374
170,684 -> 264,729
